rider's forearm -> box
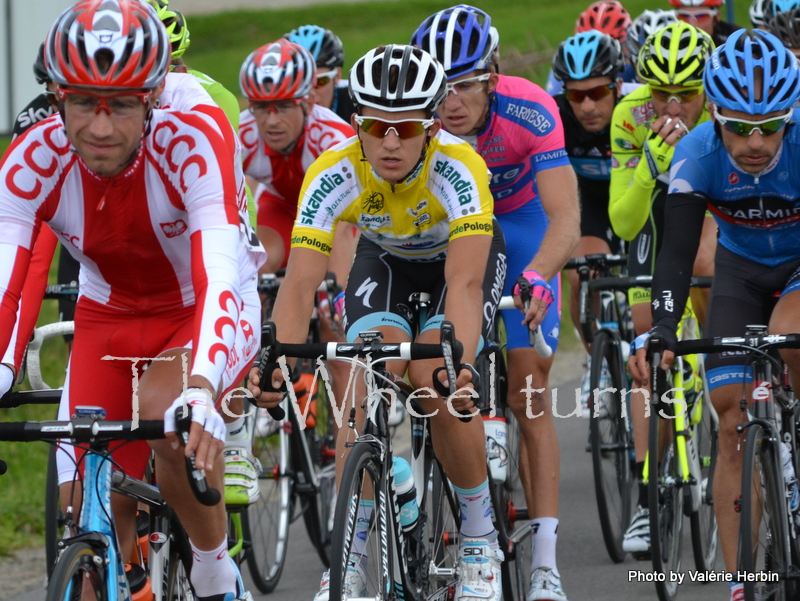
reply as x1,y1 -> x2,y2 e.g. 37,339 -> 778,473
526,198 -> 579,281
443,279 -> 484,365
609,158 -> 657,242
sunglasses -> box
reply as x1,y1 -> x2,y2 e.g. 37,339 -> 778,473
564,84 -> 616,104
445,73 -> 491,96
315,69 -> 338,89
354,116 -> 434,139
650,85 -> 704,104
249,98 -> 305,116
714,110 -> 793,137
59,89 -> 149,117
676,9 -> 717,21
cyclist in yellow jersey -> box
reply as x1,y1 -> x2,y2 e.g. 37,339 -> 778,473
608,21 -> 718,557
249,44 -> 507,601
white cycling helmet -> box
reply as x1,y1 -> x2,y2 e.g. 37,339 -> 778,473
750,0 -> 769,25
349,44 -> 447,113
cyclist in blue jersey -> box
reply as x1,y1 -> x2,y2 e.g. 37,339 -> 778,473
629,30 -> 800,601
551,30 -> 626,414
413,6 -> 580,601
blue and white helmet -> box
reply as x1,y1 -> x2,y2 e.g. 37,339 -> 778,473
411,5 -> 499,78
704,29 -> 800,114
552,31 -> 625,81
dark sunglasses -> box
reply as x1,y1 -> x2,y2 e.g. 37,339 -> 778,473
564,84 -> 616,104
354,116 -> 434,139
315,69 -> 337,89
650,85 -> 704,104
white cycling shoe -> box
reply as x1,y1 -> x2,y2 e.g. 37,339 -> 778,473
313,554 -> 368,601
527,567 -> 568,601
454,538 -> 503,601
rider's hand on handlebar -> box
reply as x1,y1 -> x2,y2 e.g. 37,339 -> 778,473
163,388 -> 225,471
0,364 -> 13,398
246,365 -> 285,408
435,365 -> 479,413
513,270 -> 553,329
627,326 -> 677,386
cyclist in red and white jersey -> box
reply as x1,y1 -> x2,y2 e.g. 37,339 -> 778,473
0,2 -> 261,599
238,39 -> 357,276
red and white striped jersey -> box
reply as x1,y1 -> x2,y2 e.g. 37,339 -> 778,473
239,103 -> 354,212
0,107 -> 265,387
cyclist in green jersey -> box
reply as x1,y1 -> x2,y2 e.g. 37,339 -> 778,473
608,21 -> 717,557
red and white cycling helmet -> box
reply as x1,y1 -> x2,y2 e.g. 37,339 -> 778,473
239,39 -> 316,102
668,0 -> 723,8
576,1 -> 633,42
44,0 -> 170,90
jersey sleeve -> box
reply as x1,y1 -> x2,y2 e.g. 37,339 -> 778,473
608,95 -> 657,241
290,150 -> 360,256
524,92 -> 571,175
428,145 -> 494,241
161,113 -> 248,388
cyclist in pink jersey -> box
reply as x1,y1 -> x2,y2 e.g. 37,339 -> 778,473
238,39 -> 357,276
413,6 -> 580,601
0,3 -> 261,599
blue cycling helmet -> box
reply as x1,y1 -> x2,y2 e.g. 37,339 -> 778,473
704,29 -> 800,114
768,0 -> 800,17
285,24 -> 345,69
411,4 -> 499,78
552,31 -> 625,81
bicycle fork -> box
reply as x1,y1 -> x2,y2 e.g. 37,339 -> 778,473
643,359 -> 702,513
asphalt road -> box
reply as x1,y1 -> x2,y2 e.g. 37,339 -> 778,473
5,352 -> 730,601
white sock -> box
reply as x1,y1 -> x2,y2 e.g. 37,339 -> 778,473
351,500 -> 373,557
453,479 -> 497,543
530,517 -> 559,575
224,416 -> 248,447
189,539 -> 236,597
729,582 -> 743,601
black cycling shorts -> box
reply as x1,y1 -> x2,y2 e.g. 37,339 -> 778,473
342,221 -> 507,343
705,244 -> 800,391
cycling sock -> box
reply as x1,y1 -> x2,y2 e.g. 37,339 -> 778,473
352,500 -> 374,557
453,479 -> 497,543
224,416 -> 248,447
635,462 -> 648,509
189,539 -> 236,598
729,581 -> 744,601
530,517 -> 559,575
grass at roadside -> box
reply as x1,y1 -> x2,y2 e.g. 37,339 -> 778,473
0,0 -> 752,556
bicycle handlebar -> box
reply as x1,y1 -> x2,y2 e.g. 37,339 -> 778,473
563,253 -> 628,271
661,332 -> 800,357
507,282 -> 553,359
588,275 -> 713,292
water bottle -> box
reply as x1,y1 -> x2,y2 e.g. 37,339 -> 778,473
125,563 -> 154,601
483,416 -> 508,483
780,442 -> 799,513
393,457 -> 419,533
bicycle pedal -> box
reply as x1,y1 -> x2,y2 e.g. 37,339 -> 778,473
631,550 -> 652,561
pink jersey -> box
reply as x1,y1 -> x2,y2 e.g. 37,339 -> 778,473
0,108 -> 265,387
471,75 -> 570,215
239,104 -> 354,213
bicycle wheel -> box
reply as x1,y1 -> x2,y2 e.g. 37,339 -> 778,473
649,377 -> 684,601
329,442 -> 393,601
424,460 -> 462,599
738,424 -> 792,601
45,542 -> 107,601
165,526 -> 195,601
589,329 -> 635,564
245,407 -> 292,593
45,444 -> 67,581
689,366 -> 719,572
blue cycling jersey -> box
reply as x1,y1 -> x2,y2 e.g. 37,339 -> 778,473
669,112 -> 800,267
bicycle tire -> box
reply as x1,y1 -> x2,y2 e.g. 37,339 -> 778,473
689,364 -> 719,572
329,442 -> 393,601
738,424 -> 792,601
649,370 -> 684,601
166,527 -> 195,601
45,444 -> 66,581
45,541 -> 107,601
245,408 -> 292,593
589,329 -> 635,564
